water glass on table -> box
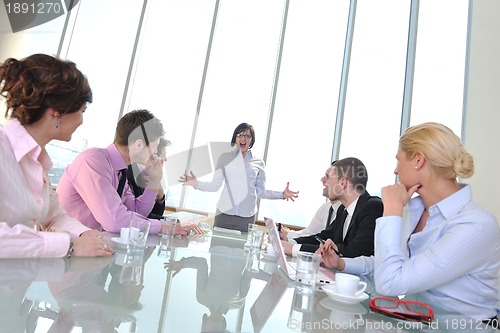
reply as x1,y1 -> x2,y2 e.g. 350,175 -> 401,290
246,223 -> 258,246
158,218 -> 176,257
127,219 -> 151,254
249,228 -> 265,253
295,251 -> 321,290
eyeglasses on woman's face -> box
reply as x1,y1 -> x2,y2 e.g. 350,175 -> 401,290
236,133 -> 252,139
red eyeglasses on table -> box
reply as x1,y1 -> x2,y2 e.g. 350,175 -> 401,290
369,296 -> 434,324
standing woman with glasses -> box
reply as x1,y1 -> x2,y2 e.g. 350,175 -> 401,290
319,122 -> 499,326
180,123 -> 299,232
0,54 -> 113,258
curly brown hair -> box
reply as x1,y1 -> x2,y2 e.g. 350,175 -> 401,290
0,53 -> 92,125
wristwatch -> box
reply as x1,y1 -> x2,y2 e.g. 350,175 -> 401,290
66,241 -> 74,258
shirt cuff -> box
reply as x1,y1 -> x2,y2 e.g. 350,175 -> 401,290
40,232 -> 71,258
343,258 -> 364,275
149,218 -> 162,234
291,244 -> 301,257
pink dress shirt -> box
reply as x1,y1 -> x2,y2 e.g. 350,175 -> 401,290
56,144 -> 161,233
0,119 -> 89,258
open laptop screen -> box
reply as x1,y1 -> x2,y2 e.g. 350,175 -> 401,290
264,217 -> 335,284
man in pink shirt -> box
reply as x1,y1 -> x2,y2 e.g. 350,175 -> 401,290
57,109 -> 201,235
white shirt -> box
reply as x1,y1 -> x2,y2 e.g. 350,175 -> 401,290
195,150 -> 283,217
290,201 -> 342,257
287,201 -> 341,240
342,197 -> 358,240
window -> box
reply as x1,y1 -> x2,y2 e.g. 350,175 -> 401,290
411,0 -> 468,136
339,0 -> 411,197
259,0 -> 350,225
1,0 -> 470,227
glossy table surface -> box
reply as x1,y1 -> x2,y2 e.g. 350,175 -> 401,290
0,228 -> 496,333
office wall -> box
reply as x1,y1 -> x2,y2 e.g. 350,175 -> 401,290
464,0 -> 500,224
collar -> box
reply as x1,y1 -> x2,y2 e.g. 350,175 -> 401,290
234,148 -> 253,159
106,144 -> 128,172
330,200 -> 342,211
345,197 -> 359,217
428,184 -> 472,220
3,118 -> 52,171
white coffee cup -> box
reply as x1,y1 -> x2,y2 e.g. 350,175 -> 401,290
120,227 -> 130,243
334,273 -> 367,296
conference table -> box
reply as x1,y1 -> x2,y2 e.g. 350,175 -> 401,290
0,225 -> 496,333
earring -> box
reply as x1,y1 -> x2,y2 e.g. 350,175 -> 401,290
55,118 -> 60,129
415,166 -> 418,169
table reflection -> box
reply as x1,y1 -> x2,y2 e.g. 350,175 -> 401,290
1,231 -> 497,333
0,259 -> 65,333
166,234 -> 272,332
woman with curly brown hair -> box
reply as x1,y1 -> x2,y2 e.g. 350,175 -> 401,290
0,53 -> 114,258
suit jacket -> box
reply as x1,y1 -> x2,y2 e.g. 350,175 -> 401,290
126,163 -> 165,219
294,191 -> 383,258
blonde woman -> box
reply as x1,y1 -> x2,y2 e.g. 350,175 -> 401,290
319,122 -> 499,326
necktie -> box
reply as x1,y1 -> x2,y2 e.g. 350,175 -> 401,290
116,168 -> 127,197
326,206 -> 334,227
342,210 -> 350,240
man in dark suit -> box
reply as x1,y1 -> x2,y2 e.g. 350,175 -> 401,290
283,157 -> 383,258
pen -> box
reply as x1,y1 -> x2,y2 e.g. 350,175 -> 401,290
315,236 -> 343,257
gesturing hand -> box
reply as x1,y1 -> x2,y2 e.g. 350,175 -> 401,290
179,170 -> 198,187
283,182 -> 299,201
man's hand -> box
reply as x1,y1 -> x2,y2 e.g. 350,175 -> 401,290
282,241 -> 293,255
279,226 -> 290,240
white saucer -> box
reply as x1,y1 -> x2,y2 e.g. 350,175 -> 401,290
261,252 -> 276,261
111,237 -> 128,248
322,283 -> 369,304
319,297 -> 367,314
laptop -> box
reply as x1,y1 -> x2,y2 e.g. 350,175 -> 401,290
264,217 -> 335,285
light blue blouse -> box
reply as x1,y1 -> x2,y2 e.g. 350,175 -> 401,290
344,184 -> 500,320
